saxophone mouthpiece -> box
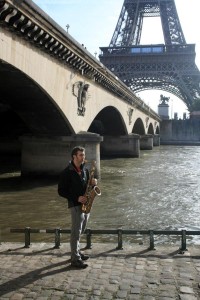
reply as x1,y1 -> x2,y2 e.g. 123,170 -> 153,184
84,160 -> 96,164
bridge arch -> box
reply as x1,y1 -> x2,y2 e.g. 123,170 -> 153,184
147,123 -> 154,135
155,125 -> 160,134
0,60 -> 74,136
88,106 -> 127,136
132,118 -> 145,135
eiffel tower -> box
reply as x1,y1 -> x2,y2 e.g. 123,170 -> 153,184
99,0 -> 200,112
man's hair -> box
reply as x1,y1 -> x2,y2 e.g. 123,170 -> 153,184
71,146 -> 85,159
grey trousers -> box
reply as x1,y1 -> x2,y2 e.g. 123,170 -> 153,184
69,206 -> 90,262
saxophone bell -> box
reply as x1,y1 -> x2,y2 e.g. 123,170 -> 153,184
93,185 -> 101,196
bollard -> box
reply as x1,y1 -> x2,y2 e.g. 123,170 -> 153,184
54,228 -> 60,249
179,229 -> 187,253
149,230 -> 155,250
116,229 -> 123,250
85,228 -> 92,249
25,227 -> 31,248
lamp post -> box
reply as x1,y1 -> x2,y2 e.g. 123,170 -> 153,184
171,98 -> 173,119
66,24 -> 70,33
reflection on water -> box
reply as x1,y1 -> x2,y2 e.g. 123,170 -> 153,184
0,146 -> 200,245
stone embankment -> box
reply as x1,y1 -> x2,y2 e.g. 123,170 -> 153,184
0,242 -> 200,299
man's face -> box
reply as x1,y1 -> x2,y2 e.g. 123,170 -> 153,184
73,151 -> 85,165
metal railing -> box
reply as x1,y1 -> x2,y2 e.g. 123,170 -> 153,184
9,227 -> 200,252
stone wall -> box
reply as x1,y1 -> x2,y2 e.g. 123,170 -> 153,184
160,119 -> 200,144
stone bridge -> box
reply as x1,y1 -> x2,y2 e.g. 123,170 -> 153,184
0,0 -> 161,176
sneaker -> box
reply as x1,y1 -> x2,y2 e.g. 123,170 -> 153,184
80,253 -> 90,261
71,260 -> 88,269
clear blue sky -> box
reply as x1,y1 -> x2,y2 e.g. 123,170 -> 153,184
33,0 -> 200,118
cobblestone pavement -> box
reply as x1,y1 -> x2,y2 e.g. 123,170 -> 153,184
0,242 -> 200,300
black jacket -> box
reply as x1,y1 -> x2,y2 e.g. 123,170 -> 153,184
58,161 -> 89,208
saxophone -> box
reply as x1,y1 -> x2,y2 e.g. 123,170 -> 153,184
81,160 -> 101,214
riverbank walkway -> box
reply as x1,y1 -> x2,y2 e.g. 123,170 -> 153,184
0,242 -> 200,299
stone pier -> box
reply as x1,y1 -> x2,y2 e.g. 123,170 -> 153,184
140,134 -> 153,150
101,134 -> 140,158
20,132 -> 103,177
153,134 -> 160,146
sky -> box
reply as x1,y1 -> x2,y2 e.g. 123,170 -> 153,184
33,0 -> 200,119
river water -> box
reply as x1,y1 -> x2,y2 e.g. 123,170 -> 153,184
0,145 -> 200,246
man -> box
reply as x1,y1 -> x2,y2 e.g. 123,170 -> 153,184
58,146 -> 97,269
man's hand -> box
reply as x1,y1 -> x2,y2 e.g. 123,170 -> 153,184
78,196 -> 87,204
91,178 -> 97,186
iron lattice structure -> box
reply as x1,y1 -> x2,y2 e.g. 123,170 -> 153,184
99,0 -> 200,111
